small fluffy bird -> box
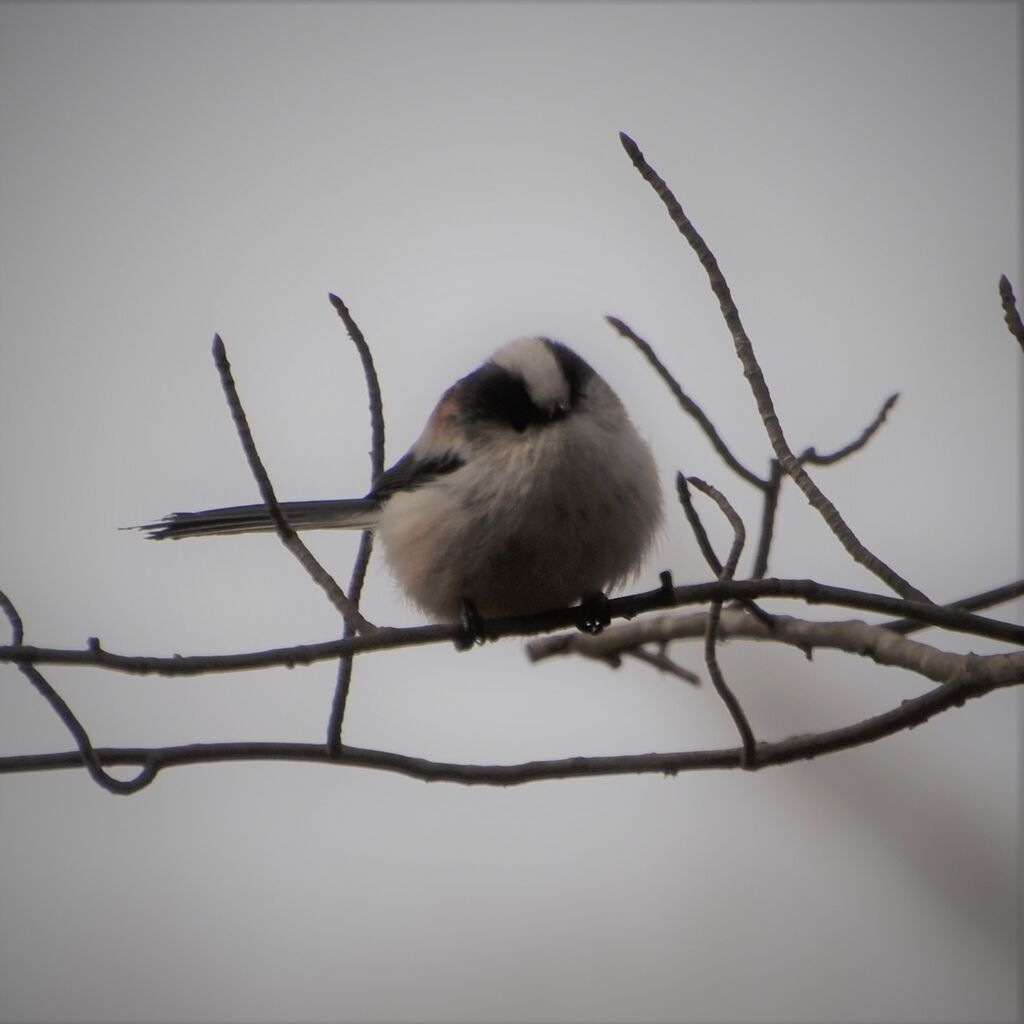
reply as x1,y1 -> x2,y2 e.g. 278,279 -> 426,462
144,337 -> 662,625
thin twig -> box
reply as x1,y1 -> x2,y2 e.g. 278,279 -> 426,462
676,472 -> 723,575
328,530 -> 375,756
328,293 -> 386,480
998,275 -> 1024,353
750,459 -> 782,580
881,579 -> 1024,635
326,294 -> 387,754
799,393 -> 900,466
619,132 -> 930,604
625,646 -> 700,686
686,477 -> 757,767
608,316 -> 766,488
0,589 -> 155,794
211,334 -> 373,634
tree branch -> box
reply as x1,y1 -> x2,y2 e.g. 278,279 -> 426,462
325,294 -> 386,753
749,459 -> 783,580
619,131 -> 930,604
879,579 -> 1024,636
675,472 -> 723,576
3,578 -> 1021,681
608,315 -> 767,488
0,589 -> 155,794
211,334 -> 373,634
686,477 -> 757,767
799,393 -> 900,466
2,657 -> 1018,789
328,292 -> 386,480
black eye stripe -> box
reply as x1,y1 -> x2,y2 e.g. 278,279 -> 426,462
457,341 -> 595,433
461,366 -> 544,431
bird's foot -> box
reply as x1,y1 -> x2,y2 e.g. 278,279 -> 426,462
576,591 -> 611,635
455,598 -> 487,651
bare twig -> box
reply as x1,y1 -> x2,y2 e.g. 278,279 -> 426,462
328,292 -> 386,480
607,316 -> 766,488
0,589 -> 156,794
328,530 -> 376,755
326,294 -> 387,754
687,477 -> 757,767
676,472 -> 723,575
619,132 -> 930,604
749,459 -> 783,580
527,608 -> 1024,688
3,577 -> 1022,681
998,275 -> 1024,353
881,579 -> 1024,635
799,393 -> 900,466
625,646 -> 700,686
211,334 -> 373,635
4,656 -> 1021,787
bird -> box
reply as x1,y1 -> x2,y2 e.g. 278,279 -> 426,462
142,337 -> 662,632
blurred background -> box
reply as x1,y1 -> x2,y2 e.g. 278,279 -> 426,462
0,3 -> 1019,1022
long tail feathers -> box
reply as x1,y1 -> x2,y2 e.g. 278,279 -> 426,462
139,498 -> 382,540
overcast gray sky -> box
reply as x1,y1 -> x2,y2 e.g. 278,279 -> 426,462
0,3 -> 1020,1022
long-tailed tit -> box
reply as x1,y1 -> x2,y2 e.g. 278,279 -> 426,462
143,337 -> 662,627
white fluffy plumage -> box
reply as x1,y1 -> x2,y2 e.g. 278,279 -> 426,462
143,337 -> 662,622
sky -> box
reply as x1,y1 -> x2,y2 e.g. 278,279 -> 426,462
0,2 -> 1020,1022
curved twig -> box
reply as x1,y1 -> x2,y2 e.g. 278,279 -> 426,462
687,477 -> 756,767
0,589 -> 156,794
799,393 -> 900,466
328,292 -> 386,480
675,472 -> 723,575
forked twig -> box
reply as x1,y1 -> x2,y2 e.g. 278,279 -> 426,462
676,472 -> 723,576
326,294 -> 387,754
1,589 -> 156,794
211,334 -> 373,635
686,477 -> 757,767
619,131 -> 930,604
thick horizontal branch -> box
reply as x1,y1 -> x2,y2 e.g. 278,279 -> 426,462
527,609 -> 1024,688
2,578 -> 1021,678
0,660 -> 1014,788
